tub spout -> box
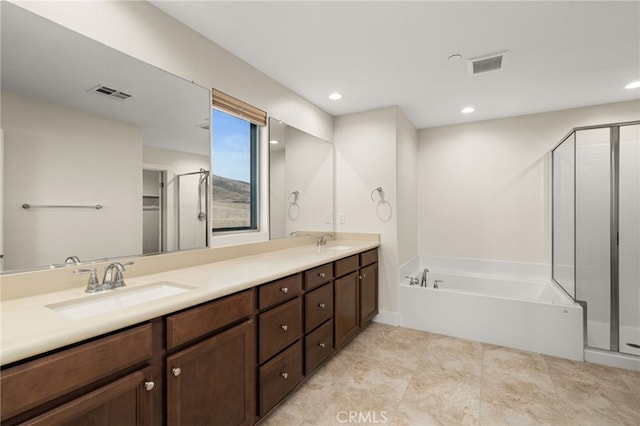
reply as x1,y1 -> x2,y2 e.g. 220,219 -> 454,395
421,268 -> 429,287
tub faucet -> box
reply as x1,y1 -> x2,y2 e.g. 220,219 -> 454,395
434,279 -> 443,289
421,268 -> 429,287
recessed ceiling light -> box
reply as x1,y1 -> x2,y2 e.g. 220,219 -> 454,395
625,81 -> 640,89
448,54 -> 462,62
329,92 -> 342,100
270,140 -> 279,144
461,106 -> 475,114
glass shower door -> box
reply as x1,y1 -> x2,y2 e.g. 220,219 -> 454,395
619,124 -> 640,356
575,128 -> 611,351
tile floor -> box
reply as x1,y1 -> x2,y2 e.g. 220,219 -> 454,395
259,323 -> 640,426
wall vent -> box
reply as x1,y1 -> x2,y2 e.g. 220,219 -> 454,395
467,51 -> 509,75
88,84 -> 132,101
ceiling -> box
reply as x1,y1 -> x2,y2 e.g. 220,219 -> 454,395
151,1 -> 640,129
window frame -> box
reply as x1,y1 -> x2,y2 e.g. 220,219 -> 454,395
210,108 -> 259,233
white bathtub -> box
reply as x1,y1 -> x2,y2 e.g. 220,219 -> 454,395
399,272 -> 584,361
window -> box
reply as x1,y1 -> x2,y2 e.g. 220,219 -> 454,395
211,108 -> 258,231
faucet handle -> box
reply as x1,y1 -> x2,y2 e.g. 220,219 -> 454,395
74,268 -> 103,293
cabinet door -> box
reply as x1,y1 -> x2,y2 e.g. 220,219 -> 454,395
334,271 -> 359,348
360,262 -> 378,326
23,369 -> 153,426
167,319 -> 255,426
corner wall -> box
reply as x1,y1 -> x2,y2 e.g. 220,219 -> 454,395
334,106 -> 417,319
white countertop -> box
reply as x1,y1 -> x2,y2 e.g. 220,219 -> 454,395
0,241 -> 378,366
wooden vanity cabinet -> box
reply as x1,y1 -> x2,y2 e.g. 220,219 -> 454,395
334,255 -> 361,348
0,247 -> 378,425
165,289 -> 256,426
334,249 -> 379,348
0,324 -> 155,426
257,274 -> 304,417
359,249 -> 379,326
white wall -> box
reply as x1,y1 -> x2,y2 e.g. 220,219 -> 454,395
2,91 -> 142,270
417,100 -> 640,265
15,0 -> 334,246
335,107 -> 400,315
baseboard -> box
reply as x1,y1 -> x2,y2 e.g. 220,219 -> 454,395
372,310 -> 400,327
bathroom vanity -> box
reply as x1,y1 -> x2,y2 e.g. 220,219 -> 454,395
0,241 -> 378,425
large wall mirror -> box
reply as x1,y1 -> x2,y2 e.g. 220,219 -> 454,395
269,118 -> 333,239
0,3 -> 211,273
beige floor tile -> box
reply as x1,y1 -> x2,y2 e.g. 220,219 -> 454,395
302,384 -> 398,426
260,325 -> 640,426
342,356 -> 414,401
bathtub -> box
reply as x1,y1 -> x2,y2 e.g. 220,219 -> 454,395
399,272 -> 584,361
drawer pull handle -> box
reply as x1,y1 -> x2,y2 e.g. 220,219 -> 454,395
281,287 -> 289,294
318,303 -> 326,309
319,342 -> 326,349
172,367 -> 182,377
144,381 -> 155,391
281,324 -> 288,331
319,272 -> 326,278
281,372 -> 289,379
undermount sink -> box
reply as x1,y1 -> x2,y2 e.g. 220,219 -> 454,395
322,245 -> 354,251
47,281 -> 196,320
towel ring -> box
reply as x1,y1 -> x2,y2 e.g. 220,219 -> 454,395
370,187 -> 383,202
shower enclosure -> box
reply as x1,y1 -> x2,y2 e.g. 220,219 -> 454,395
176,169 -> 210,250
552,121 -> 639,359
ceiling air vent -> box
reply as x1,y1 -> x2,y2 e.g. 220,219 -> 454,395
467,51 -> 509,75
88,84 -> 132,101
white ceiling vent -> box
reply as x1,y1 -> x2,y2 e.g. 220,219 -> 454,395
88,84 -> 132,101
467,51 -> 509,75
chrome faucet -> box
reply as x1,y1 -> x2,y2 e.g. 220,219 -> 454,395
316,233 -> 334,247
103,262 -> 133,289
421,268 -> 429,287
74,261 -> 134,293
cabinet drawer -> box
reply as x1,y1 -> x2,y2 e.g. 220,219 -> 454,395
305,282 -> 333,332
259,298 -> 302,363
167,289 -> 254,350
305,319 -> 334,375
0,324 -> 152,422
259,341 -> 303,417
304,263 -> 333,290
335,255 -> 359,277
259,274 -> 302,310
360,248 -> 378,267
